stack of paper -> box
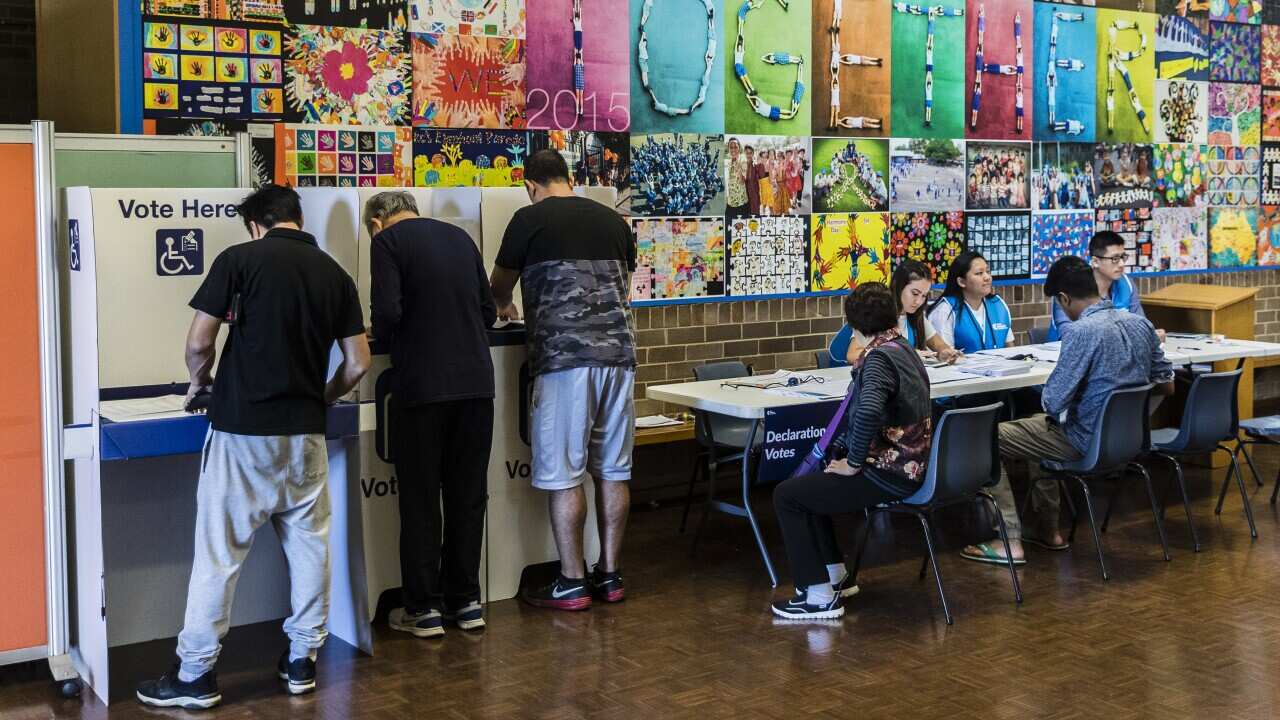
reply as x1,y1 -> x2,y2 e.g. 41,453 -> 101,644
100,395 -> 191,422
956,356 -> 1033,378
635,415 -> 684,429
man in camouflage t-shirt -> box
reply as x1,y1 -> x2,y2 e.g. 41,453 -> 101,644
492,149 -> 637,611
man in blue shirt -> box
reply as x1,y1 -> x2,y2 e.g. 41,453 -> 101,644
1048,230 -> 1162,341
962,256 -> 1174,565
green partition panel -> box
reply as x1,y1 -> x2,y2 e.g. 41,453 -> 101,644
55,150 -> 237,189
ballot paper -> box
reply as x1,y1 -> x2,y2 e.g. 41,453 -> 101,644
100,395 -> 192,422
635,415 -> 684,429
955,356 -> 1033,378
763,377 -> 850,401
974,344 -> 1060,363
926,365 -> 976,385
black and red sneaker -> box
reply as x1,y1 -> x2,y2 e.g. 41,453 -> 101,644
521,574 -> 592,611
588,565 -> 626,603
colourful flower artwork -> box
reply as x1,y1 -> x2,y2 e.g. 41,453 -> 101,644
276,123 -> 412,187
1207,81 -> 1261,145
964,211 -> 1032,279
630,216 -> 726,301
412,33 -> 526,128
284,24 -> 410,125
411,128 -> 528,186
1205,145 -> 1261,206
143,18 -> 284,120
889,211 -> 967,284
810,213 -> 890,291
1152,143 -> 1207,207
1209,21 -> 1260,83
726,215 -> 810,296
1151,207 -> 1208,269
1032,211 -> 1093,277
1208,206 -> 1258,266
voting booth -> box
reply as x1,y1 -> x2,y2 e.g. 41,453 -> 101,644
62,183 -> 617,703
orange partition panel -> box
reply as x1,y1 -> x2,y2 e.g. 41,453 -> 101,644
0,143 -> 47,653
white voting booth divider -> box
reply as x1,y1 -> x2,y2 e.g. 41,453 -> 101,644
62,184 -> 616,703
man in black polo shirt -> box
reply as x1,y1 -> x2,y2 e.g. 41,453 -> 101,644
364,191 -> 496,638
137,185 -> 370,709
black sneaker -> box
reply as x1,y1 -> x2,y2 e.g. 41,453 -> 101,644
588,565 -> 626,603
832,572 -> 861,599
276,651 -> 316,695
389,607 -> 445,638
443,600 -> 486,630
521,573 -> 592,611
770,590 -> 845,620
136,664 -> 221,709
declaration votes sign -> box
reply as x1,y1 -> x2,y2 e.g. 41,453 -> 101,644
758,401 -> 847,485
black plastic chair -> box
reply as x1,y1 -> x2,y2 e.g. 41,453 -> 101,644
1131,369 -> 1255,550
1236,415 -> 1280,502
1028,325 -> 1052,345
849,402 -> 1020,625
814,350 -> 833,369
1038,384 -> 1166,581
682,361 -> 775,583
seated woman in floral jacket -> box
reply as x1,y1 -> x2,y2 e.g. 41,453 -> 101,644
771,282 -> 933,621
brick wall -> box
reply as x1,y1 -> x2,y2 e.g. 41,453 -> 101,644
633,269 -> 1280,416
0,0 -> 35,124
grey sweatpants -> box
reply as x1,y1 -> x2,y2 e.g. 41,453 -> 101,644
176,430 -> 331,679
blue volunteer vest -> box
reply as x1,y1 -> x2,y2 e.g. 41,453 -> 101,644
945,296 -> 1011,352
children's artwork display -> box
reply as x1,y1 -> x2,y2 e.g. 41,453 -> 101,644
284,24 -> 410,125
1263,24 -> 1280,86
629,133 -> 726,216
1210,0 -> 1261,24
411,33 -> 526,128
528,130 -> 630,189
1155,79 -> 1209,142
1156,15 -> 1209,81
630,216 -> 726,300
890,138 -> 966,211
723,0 -> 812,135
1151,206 -> 1209,268
723,135 -> 812,217
965,211 -> 1032,277
1095,205 -> 1154,270
814,0 -> 893,137
726,215 -> 810,296
1152,142 -> 1207,205
1033,141 -> 1097,210
412,128 -> 527,186
409,0 -> 526,37
627,0 -> 725,135
143,18 -> 285,120
891,0 -> 967,139
1210,20 -> 1261,82
1095,9 -> 1157,143
525,0 -> 629,132
144,0 -> 285,22
813,137 -> 889,212
966,141 -> 1031,209
276,123 -> 412,186
1032,210 -> 1093,275
1263,142 -> 1280,203
1033,3 -> 1097,142
963,0 -> 1033,140
1094,142 -> 1154,207
1205,144 -> 1261,205
889,211 -> 968,282
283,0 -> 407,28
1208,206 -> 1258,266
810,212 -> 890,290
1264,88 -> 1280,139
1258,205 -> 1280,263
1208,81 -> 1261,144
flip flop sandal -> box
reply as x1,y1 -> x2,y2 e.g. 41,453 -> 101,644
960,542 -> 1026,566
1022,536 -> 1070,551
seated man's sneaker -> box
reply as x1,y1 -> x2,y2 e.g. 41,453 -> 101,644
276,651 -> 317,695
444,600 -> 486,631
389,607 -> 445,638
136,665 -> 221,709
770,590 -> 845,620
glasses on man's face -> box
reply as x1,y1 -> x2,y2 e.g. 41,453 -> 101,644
1093,253 -> 1127,265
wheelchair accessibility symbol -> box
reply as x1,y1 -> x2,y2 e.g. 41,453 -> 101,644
68,220 -> 80,272
156,229 -> 204,277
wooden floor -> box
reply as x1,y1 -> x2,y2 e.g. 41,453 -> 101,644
5,449 -> 1280,719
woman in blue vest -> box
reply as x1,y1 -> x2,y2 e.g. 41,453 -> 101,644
926,251 -> 1016,353
827,260 -> 963,366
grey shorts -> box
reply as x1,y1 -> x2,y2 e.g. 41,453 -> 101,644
530,366 -> 635,491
